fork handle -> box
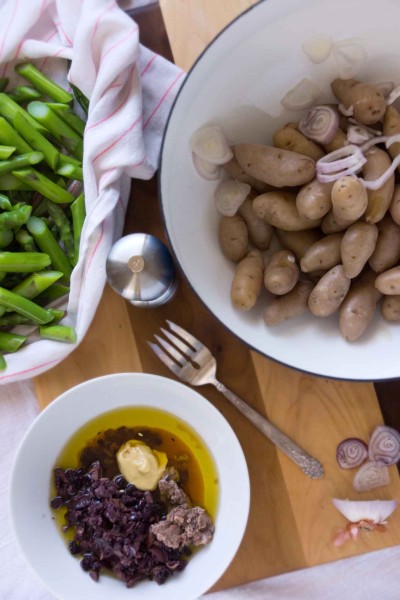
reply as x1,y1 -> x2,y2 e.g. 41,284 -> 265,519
213,380 -> 324,479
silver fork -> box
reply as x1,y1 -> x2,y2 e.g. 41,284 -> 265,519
148,320 -> 324,479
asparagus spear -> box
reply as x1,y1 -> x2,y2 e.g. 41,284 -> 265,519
45,201 -> 74,260
48,308 -> 65,322
0,116 -> 33,154
26,216 -> 72,282
0,308 -> 64,327
0,146 -> 15,160
0,204 -> 32,229
35,283 -> 69,305
0,331 -> 27,352
0,251 -> 51,272
0,229 -> 13,249
12,168 -> 74,203
46,102 -> 85,136
9,86 -> 42,104
0,194 -> 11,210
27,101 -> 83,160
39,324 -> 76,343
70,82 -> 89,115
15,228 -> 36,252
55,162 -> 83,181
0,93 -> 47,134
70,192 -> 85,266
0,173 -> 33,190
0,78 -> 9,93
15,63 -> 73,104
0,286 -> 53,324
0,353 -> 6,369
58,153 -> 82,167
12,271 -> 63,299
13,113 -> 59,170
0,151 -> 43,175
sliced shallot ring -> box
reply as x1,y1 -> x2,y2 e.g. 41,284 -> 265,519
336,437 -> 368,469
387,85 -> 400,106
214,179 -> 251,216
317,162 -> 365,183
192,153 -> 221,180
299,105 -> 339,144
302,35 -> 333,64
348,119 -> 382,136
332,38 -> 367,79
353,460 -> 390,492
189,124 -> 233,165
369,425 -> 400,465
347,125 -> 374,145
332,498 -> 398,524
281,78 -> 320,111
316,144 -> 365,174
338,103 -> 354,117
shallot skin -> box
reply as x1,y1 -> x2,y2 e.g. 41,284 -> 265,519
336,437 -> 368,469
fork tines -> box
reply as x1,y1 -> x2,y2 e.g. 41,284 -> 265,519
147,321 -> 200,375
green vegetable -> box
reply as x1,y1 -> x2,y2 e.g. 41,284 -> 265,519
27,101 -> 83,160
26,216 -> 72,282
39,324 -> 76,343
15,63 -> 73,104
0,146 -> 16,160
0,312 -> 31,327
0,93 -> 47,134
0,194 -> 11,210
70,193 -> 85,266
13,113 -> 60,170
0,229 -> 13,249
56,162 -> 83,181
0,353 -> 7,370
48,308 -> 65,322
70,82 -> 89,115
35,283 -> 69,305
0,151 -> 43,175
0,286 -> 53,324
15,228 -> 36,252
12,168 -> 74,204
9,86 -> 42,104
45,201 -> 74,260
12,270 -> 63,299
0,331 -> 27,352
0,78 -> 9,93
0,204 -> 32,229
0,173 -> 32,190
46,102 -> 85,136
0,251 -> 51,272
0,116 -> 33,154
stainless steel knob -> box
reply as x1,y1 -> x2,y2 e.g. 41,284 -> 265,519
106,233 -> 178,307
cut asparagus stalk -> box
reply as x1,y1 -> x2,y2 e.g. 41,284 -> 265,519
15,63 -> 73,104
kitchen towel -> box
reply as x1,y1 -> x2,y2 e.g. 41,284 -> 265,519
0,0 -> 184,383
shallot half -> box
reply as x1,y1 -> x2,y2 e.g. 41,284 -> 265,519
353,460 -> 390,492
336,438 -> 368,469
214,179 -> 251,216
332,498 -> 397,547
189,124 -> 233,165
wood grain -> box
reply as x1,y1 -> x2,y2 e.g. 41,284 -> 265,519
34,0 -> 400,592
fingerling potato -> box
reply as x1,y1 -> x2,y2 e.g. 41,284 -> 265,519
223,156 -> 272,193
383,106 -> 400,170
275,228 -> 322,261
253,192 -> 321,231
218,215 -> 248,262
300,233 -> 343,273
323,128 -> 348,153
339,271 -> 381,341
264,249 -> 299,295
235,143 -> 316,188
382,295 -> 400,321
273,125 -> 324,161
331,78 -> 386,125
375,266 -> 400,295
264,280 -> 313,326
321,209 -> 356,234
296,178 -> 333,220
341,222 -> 378,278
331,175 -> 368,222
238,195 -> 273,250
363,148 -> 395,224
308,264 -> 351,317
231,249 -> 264,311
369,215 -> 400,273
389,184 -> 400,225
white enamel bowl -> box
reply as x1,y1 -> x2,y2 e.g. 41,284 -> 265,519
160,0 -> 400,380
10,373 -> 250,600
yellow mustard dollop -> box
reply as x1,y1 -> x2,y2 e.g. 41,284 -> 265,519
116,440 -> 168,491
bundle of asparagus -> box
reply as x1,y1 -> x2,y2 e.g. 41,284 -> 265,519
0,62 -> 86,370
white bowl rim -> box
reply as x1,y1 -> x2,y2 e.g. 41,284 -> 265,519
10,372 -> 250,600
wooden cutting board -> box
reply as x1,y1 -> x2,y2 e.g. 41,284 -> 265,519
34,0 -> 400,592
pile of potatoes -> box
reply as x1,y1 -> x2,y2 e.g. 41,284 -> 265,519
217,77 -> 400,341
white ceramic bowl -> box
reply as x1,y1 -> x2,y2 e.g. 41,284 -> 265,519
160,0 -> 400,381
10,373 -> 250,600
